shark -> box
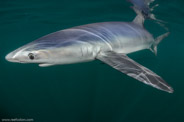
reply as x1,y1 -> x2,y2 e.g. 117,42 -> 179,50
5,0 -> 173,93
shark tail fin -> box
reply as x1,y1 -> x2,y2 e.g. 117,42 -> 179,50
150,32 -> 170,55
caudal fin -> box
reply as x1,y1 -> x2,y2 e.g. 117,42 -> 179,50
150,32 -> 170,55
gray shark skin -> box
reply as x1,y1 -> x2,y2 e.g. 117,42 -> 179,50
6,22 -> 153,64
5,21 -> 173,93
5,0 -> 173,93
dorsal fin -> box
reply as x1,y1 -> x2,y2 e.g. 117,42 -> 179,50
129,0 -> 168,31
132,6 -> 145,27
128,0 -> 155,19
128,0 -> 155,26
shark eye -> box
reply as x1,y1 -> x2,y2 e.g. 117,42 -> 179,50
28,53 -> 35,60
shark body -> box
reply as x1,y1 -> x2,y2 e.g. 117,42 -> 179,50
5,0 -> 173,93
6,22 -> 153,65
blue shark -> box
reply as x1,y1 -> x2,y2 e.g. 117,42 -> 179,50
5,0 -> 173,93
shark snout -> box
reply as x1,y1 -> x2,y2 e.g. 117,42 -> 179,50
5,52 -> 19,63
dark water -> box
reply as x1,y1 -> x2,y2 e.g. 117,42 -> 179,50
0,0 -> 184,122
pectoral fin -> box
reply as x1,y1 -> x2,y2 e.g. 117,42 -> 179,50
39,63 -> 55,67
96,51 -> 173,93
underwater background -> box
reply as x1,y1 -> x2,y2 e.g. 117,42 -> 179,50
0,0 -> 184,121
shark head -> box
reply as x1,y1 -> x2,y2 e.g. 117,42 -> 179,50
5,39 -> 96,67
5,42 -> 58,67
5,29 -> 101,67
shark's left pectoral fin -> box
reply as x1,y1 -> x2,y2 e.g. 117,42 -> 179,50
96,51 -> 173,93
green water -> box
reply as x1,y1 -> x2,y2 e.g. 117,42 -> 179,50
0,0 -> 184,122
